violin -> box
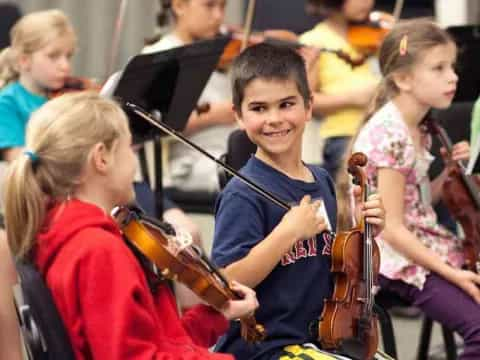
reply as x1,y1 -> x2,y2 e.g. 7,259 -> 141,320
112,205 -> 266,343
318,152 -> 380,360
347,11 -> 395,58
218,28 -> 366,70
48,76 -> 101,99
423,117 -> 480,273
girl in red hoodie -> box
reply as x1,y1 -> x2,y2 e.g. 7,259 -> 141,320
3,91 -> 258,359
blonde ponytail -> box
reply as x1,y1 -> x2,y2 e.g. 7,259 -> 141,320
0,47 -> 19,89
4,156 -> 45,258
4,92 -> 127,259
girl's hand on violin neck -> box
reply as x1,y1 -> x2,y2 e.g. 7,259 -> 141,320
440,140 -> 470,162
354,188 -> 385,236
280,195 -> 327,242
220,281 -> 259,320
447,268 -> 480,304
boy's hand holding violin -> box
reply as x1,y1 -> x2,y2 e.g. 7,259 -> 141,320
280,195 -> 328,243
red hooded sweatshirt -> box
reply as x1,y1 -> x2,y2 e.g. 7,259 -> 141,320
34,199 -> 232,360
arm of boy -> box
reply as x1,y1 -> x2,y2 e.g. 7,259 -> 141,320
222,195 -> 327,288
430,140 -> 470,204
378,167 -> 480,303
183,101 -> 235,136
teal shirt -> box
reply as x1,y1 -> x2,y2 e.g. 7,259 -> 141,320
0,82 -> 47,149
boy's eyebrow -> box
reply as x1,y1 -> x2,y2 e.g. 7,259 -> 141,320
247,95 -> 298,107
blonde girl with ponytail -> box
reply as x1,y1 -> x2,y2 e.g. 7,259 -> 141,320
339,19 -> 480,359
3,91 -> 258,359
0,9 -> 76,162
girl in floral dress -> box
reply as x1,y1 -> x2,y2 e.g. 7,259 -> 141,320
337,19 -> 480,360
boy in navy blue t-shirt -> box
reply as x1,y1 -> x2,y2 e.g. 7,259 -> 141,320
211,43 -> 385,360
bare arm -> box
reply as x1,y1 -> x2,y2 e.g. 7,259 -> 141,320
0,232 -> 23,360
183,101 -> 235,136
223,196 -> 326,288
311,83 -> 377,118
378,168 -> 480,302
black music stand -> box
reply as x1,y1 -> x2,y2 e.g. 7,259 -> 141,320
447,25 -> 480,102
110,36 -> 230,214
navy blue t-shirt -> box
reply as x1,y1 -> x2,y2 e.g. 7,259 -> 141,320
212,156 -> 337,360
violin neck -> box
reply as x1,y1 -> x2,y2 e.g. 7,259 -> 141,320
363,184 -> 375,317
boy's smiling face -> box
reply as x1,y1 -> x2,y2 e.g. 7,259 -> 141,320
236,77 -> 312,164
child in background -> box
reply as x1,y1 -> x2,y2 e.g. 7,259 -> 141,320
0,9 -> 76,162
143,0 -> 236,194
3,91 -> 258,359
212,43 -> 385,360
300,0 -> 379,179
339,19 -> 480,359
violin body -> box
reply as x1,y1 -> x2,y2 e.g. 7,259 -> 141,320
423,116 -> 480,273
318,153 -> 380,360
48,76 -> 101,98
442,164 -> 480,272
113,206 -> 266,343
348,11 -> 394,57
320,229 -> 380,359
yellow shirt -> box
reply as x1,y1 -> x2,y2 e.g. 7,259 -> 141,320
300,22 -> 378,138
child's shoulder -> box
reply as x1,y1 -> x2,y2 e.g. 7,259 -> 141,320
300,22 -> 333,45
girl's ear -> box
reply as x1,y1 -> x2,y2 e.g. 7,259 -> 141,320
391,70 -> 413,92
17,53 -> 31,73
90,142 -> 113,174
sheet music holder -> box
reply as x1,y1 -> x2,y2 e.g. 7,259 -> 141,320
105,36 -> 230,216
447,26 -> 480,102
112,35 -> 230,143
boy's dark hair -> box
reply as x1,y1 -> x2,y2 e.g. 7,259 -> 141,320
231,43 -> 311,112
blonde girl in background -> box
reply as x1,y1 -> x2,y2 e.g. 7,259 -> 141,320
338,19 -> 480,359
0,9 -> 76,162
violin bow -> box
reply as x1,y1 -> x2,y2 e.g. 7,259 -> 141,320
125,102 -> 291,211
392,0 -> 405,21
106,0 -> 129,78
242,0 -> 256,50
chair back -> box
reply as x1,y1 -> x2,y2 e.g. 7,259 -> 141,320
13,261 -> 75,360
218,129 -> 256,189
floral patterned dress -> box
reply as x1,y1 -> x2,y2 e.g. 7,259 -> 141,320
353,101 -> 464,289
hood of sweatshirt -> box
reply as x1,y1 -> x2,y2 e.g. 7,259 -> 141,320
35,199 -> 120,274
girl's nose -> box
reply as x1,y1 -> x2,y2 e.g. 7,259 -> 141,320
59,56 -> 71,73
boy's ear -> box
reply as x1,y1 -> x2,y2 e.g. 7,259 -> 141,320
233,106 -> 246,130
171,0 -> 186,16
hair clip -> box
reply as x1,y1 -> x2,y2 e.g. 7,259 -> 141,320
24,150 -> 39,163
399,35 -> 408,56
